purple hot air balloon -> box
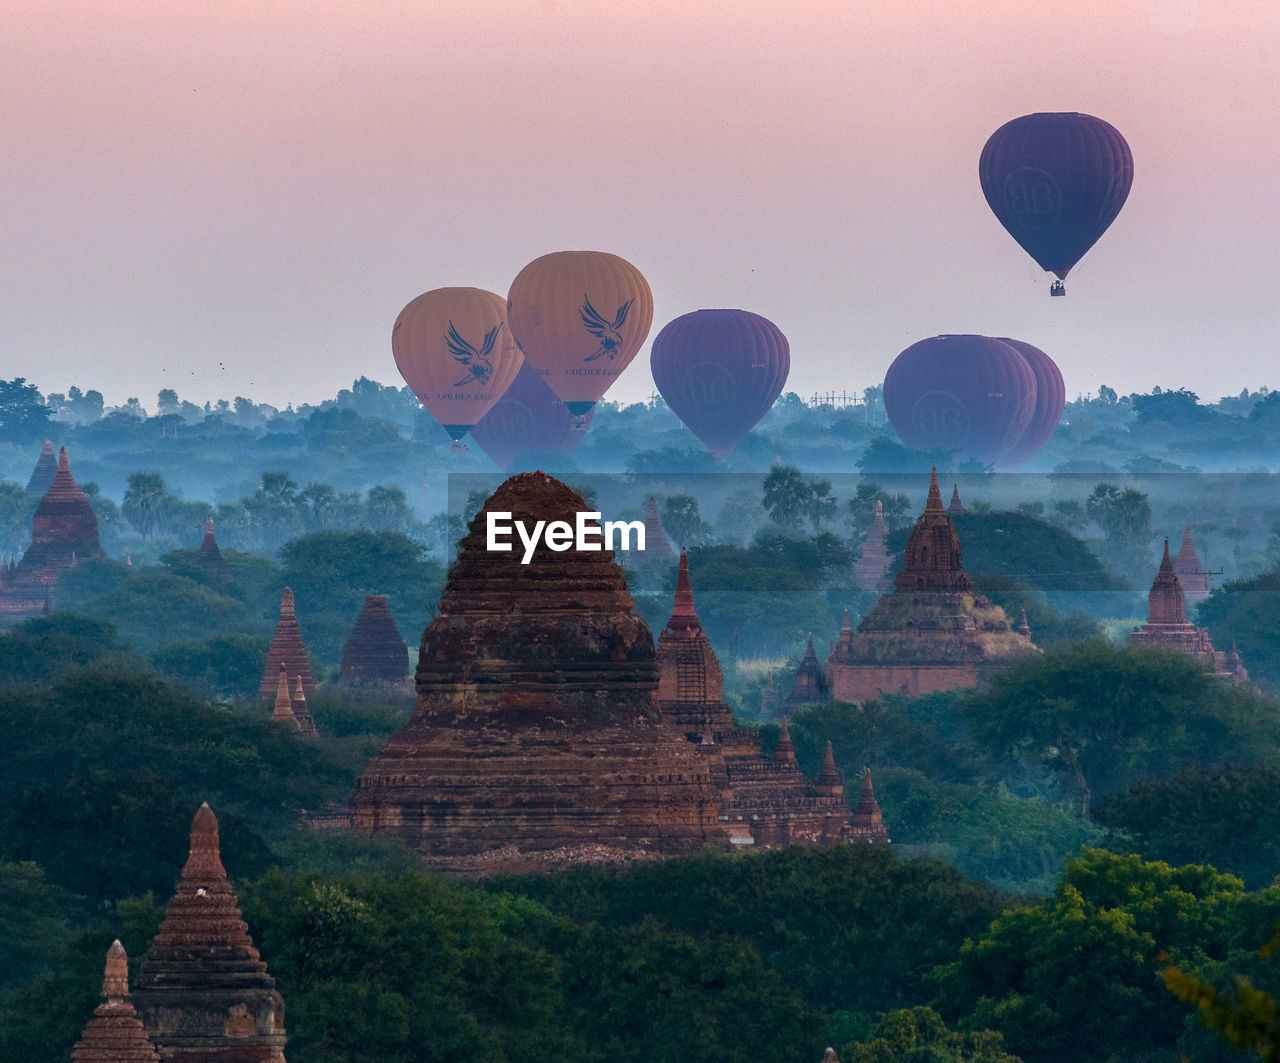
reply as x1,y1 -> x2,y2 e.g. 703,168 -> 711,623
979,112 -> 1133,295
650,309 -> 790,459
469,362 -> 594,471
997,338 -> 1066,467
883,335 -> 1037,466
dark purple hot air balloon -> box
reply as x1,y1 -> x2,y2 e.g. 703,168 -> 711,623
979,112 -> 1133,295
998,338 -> 1066,467
883,335 -> 1037,465
469,362 -> 594,471
650,309 -> 790,459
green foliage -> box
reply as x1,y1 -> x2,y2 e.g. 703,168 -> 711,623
0,862 -> 75,991
960,639 -> 1280,814
931,850 -> 1251,1063
1096,766 -> 1280,890
1199,572 -> 1280,689
152,632 -> 269,699
0,613 -> 125,685
0,378 -> 54,442
843,1006 -> 1022,1063
491,845 -> 1009,1016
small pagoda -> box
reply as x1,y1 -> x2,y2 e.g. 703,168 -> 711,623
947,483 -> 965,516
25,439 -> 57,496
642,496 -> 675,557
786,634 -> 831,708
133,804 -> 287,1063
197,517 -> 229,585
654,553 -> 853,848
847,768 -> 890,843
1171,526 -> 1210,604
1127,538 -> 1246,683
339,595 -> 411,684
258,588 -> 315,698
826,468 -> 1038,701
854,500 -> 893,593
71,940 -> 162,1063
0,446 -> 106,624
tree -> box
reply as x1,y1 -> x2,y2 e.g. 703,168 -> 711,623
762,465 -> 811,528
365,485 -> 413,533
843,1007 -> 1021,1063
0,379 -> 53,443
660,494 -> 711,549
156,388 -> 180,416
121,471 -> 171,539
0,482 -> 35,555
806,478 -> 838,534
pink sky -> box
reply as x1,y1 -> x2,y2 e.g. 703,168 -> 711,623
4,0 -> 1280,411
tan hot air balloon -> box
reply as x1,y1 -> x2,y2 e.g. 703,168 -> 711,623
506,251 -> 654,422
392,287 -> 523,445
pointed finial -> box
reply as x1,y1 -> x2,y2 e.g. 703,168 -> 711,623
292,674 -> 306,705
181,802 -> 227,883
1160,537 -> 1173,571
925,467 -> 944,512
840,608 -> 852,633
58,446 -> 70,474
774,716 -> 796,763
102,939 -> 130,1002
272,667 -> 293,721
874,499 -> 883,517
673,551 -> 695,616
280,586 -> 295,616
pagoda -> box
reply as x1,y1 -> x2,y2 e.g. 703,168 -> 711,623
71,940 -> 162,1063
1171,526 -> 1210,604
0,446 -> 106,624
654,553 -> 853,847
351,472 -> 724,873
947,483 -> 965,516
854,500 -> 893,593
133,805 -> 286,1063
786,634 -> 831,708
258,588 -> 314,698
642,496 -> 675,557
826,468 -> 1038,701
197,517 -> 229,584
1127,539 -> 1246,683
269,666 -> 317,736
25,439 -> 57,496
847,769 -> 890,843
339,595 -> 411,684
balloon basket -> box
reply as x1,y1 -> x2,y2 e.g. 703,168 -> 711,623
450,441 -> 469,454
1050,281 -> 1066,297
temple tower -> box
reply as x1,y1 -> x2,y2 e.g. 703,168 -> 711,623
25,439 -> 57,496
133,805 -> 286,1063
1172,526 -> 1210,604
642,496 -> 675,557
352,472 -> 723,873
71,940 -> 162,1063
895,469 -> 972,594
854,500 -> 893,593
848,768 -> 890,843
197,518 -> 228,585
947,483 -> 965,516
339,595 -> 410,684
258,588 -> 314,698
655,552 -> 734,736
786,634 -> 831,708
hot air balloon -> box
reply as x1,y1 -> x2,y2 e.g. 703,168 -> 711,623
392,287 -> 523,447
650,309 -> 790,459
883,335 -> 1037,465
979,112 -> 1133,295
469,361 -> 594,471
506,251 -> 653,423
997,338 -> 1065,467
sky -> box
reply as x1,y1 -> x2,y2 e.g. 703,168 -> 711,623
4,0 -> 1280,413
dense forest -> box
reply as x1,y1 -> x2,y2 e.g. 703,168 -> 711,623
6,376 -> 1280,1061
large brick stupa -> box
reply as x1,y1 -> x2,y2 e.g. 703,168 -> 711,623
351,472 -> 724,873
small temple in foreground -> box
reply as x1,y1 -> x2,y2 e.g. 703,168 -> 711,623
72,940 -> 161,1063
1127,538 -> 1246,683
132,804 -> 287,1063
812,469 -> 1037,703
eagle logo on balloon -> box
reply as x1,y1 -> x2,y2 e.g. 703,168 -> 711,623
579,296 -> 634,362
445,320 -> 501,387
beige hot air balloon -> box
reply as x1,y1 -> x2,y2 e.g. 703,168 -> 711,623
506,251 -> 654,423
392,287 -> 523,445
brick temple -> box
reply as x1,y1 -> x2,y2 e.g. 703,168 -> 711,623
132,804 -> 287,1063
854,500 -> 893,593
258,588 -> 315,698
1127,538 -> 1246,682
197,517 -> 229,585
0,446 -> 106,624
642,496 -> 675,557
822,469 -> 1038,701
351,472 -> 724,874
1171,526 -> 1210,604
71,940 -> 162,1063
656,552 -> 859,847
25,439 -> 57,496
339,594 -> 411,684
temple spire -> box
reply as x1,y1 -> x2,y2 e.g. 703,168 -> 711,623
849,768 -> 889,843
948,483 -> 965,515
271,667 -> 297,728
924,467 -> 944,513
774,716 -> 797,764
71,941 -> 161,1063
815,740 -> 843,798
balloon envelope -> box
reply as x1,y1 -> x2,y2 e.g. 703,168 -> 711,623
506,251 -> 653,415
997,338 -> 1066,467
392,287 -> 523,442
469,361 -> 594,471
650,309 -> 790,458
979,112 -> 1133,281
883,335 -> 1037,465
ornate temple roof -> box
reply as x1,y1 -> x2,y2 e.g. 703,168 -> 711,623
947,483 -> 965,515
787,633 -> 831,708
849,768 -> 890,843
894,468 -> 972,594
